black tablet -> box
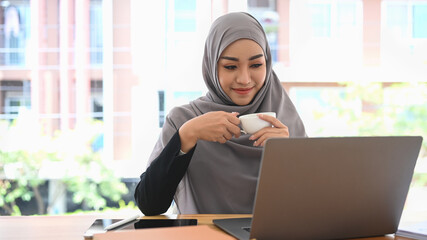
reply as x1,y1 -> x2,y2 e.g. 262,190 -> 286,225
83,218 -> 198,239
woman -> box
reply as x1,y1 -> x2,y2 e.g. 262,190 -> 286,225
134,12 -> 306,215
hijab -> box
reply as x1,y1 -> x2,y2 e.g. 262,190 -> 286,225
147,12 -> 306,214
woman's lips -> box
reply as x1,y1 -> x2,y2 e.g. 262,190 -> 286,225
233,87 -> 253,95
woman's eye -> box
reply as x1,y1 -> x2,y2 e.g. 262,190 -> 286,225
251,63 -> 262,68
224,65 -> 237,70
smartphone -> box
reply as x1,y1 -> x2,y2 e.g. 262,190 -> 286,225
84,218 -> 198,239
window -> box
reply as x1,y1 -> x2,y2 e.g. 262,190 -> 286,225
248,0 -> 279,62
336,2 -> 358,38
382,1 -> 427,65
413,4 -> 427,38
310,4 -> 331,37
174,0 -> 196,32
384,1 -> 427,39
0,80 -> 31,121
309,1 -> 361,39
90,80 -> 103,121
248,0 -> 273,8
158,90 -> 165,128
173,91 -> 202,104
0,0 -> 424,217
90,0 -> 103,65
385,3 -> 409,37
290,86 -> 353,137
0,1 -> 30,66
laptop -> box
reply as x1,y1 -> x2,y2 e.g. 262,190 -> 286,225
213,136 -> 423,240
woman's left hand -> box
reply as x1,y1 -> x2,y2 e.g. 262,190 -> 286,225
249,113 -> 289,147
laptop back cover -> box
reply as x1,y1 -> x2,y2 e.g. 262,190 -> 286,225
250,136 -> 422,240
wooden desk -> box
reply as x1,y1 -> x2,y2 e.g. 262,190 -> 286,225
0,214 -> 414,240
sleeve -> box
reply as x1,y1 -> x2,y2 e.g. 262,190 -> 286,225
134,130 -> 196,216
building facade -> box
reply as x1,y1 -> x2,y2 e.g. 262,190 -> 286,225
0,0 -> 426,177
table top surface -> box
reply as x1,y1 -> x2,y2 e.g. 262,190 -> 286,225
0,213 -> 415,240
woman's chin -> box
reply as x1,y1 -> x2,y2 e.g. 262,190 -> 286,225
231,97 -> 253,106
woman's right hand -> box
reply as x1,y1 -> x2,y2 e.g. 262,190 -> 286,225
179,111 -> 241,152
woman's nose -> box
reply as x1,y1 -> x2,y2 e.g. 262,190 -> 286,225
236,68 -> 251,85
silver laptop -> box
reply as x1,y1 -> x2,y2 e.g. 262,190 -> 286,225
213,136 -> 423,240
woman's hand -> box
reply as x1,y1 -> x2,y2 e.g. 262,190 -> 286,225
179,111 -> 241,152
249,113 -> 289,147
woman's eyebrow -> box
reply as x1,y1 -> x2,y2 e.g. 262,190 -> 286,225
220,56 -> 239,61
249,54 -> 264,60
220,53 -> 264,61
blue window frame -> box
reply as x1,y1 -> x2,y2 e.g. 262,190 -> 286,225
90,0 -> 103,65
386,4 -> 408,37
174,0 -> 196,32
1,2 -> 30,66
310,4 -> 331,37
413,5 -> 427,38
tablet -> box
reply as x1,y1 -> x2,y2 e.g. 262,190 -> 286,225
83,218 -> 198,239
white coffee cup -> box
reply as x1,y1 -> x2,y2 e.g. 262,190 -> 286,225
239,112 -> 276,134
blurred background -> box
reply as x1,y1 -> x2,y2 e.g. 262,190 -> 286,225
0,0 -> 426,219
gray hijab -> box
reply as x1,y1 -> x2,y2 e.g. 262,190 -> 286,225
147,12 -> 306,214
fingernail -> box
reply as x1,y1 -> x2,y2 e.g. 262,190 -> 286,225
249,135 -> 254,140
253,141 -> 257,146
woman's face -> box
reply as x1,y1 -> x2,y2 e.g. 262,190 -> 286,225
217,39 -> 267,106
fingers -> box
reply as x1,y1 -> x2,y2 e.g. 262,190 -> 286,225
257,113 -> 286,129
228,124 -> 241,138
224,112 -> 241,138
222,131 -> 233,141
250,124 -> 289,147
215,136 -> 228,144
220,122 -> 241,141
202,112 -> 288,146
197,111 -> 241,144
227,112 -> 241,125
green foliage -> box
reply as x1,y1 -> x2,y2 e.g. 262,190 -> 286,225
413,173 -> 427,187
264,25 -> 278,34
62,152 -> 128,211
313,82 -> 427,186
0,150 -> 48,215
0,116 -> 128,215
315,82 -> 427,144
